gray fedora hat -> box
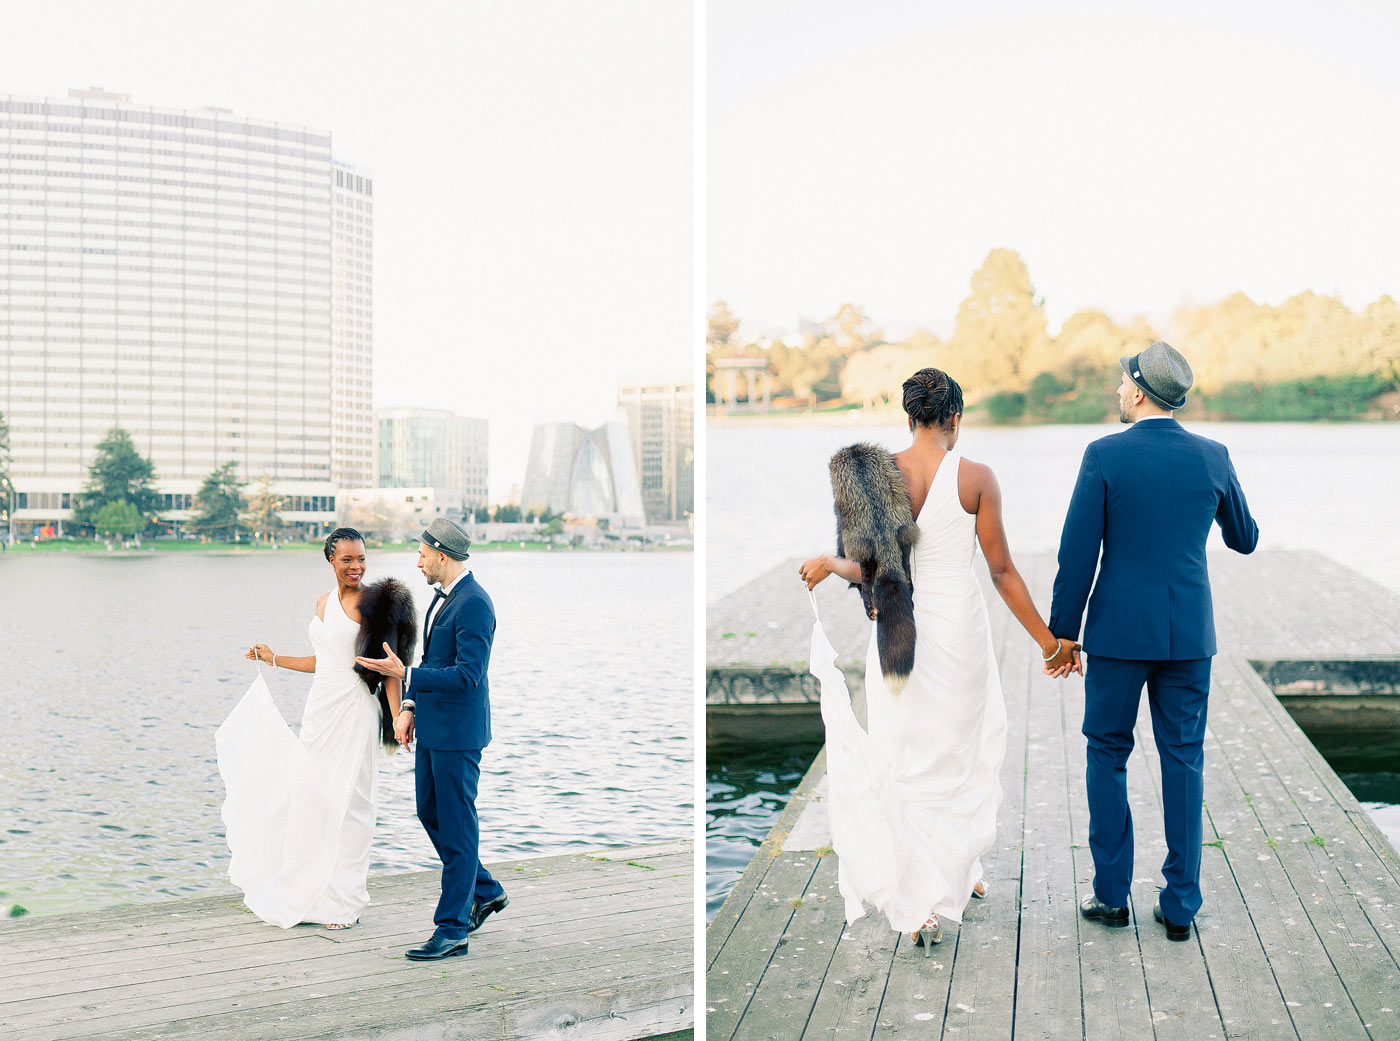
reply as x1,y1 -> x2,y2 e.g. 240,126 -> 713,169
417,517 -> 472,560
1120,340 -> 1193,411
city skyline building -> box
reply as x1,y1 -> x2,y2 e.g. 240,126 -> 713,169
375,406 -> 489,513
0,87 -> 370,535
331,157 -> 375,490
520,420 -> 644,528
617,372 -> 694,524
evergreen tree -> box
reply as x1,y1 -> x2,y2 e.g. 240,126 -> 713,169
70,428 -> 161,534
189,461 -> 247,541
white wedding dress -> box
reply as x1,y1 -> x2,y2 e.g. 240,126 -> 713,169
216,590 -> 381,927
813,446 -> 1007,932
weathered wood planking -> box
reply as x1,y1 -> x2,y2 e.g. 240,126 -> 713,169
1,841 -> 693,1041
706,553 -> 1400,1040
707,550 -> 1400,701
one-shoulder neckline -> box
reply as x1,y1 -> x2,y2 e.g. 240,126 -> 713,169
910,446 -> 959,526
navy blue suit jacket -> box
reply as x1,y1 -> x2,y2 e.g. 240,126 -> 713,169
408,573 -> 494,751
1049,419 -> 1259,660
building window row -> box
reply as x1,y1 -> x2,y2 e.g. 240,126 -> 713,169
333,169 -> 373,196
0,100 -> 332,147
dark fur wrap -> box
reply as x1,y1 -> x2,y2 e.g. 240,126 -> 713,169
830,442 -> 919,694
353,578 -> 419,752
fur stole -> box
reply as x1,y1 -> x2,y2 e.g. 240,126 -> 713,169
830,442 -> 919,693
353,578 -> 419,753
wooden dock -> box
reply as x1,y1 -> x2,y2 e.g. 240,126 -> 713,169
1,841 -> 693,1041
707,552 -> 1400,1040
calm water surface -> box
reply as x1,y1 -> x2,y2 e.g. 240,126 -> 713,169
0,549 -> 692,916
706,740 -> 821,921
707,420 -> 1400,918
708,421 -> 1400,602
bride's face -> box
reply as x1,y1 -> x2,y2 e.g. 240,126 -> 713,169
330,540 -> 367,589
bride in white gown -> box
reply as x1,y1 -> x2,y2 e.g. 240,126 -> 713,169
217,527 -> 407,929
801,368 -> 1080,948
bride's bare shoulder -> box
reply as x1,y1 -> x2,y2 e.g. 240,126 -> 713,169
316,590 -> 330,620
957,457 -> 997,514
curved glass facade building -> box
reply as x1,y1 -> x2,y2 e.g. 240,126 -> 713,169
520,420 -> 644,526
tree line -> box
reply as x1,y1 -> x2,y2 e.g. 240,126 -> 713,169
0,416 -> 555,542
10,426 -> 291,541
707,248 -> 1400,422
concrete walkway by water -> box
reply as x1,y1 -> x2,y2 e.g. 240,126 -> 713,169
707,553 -> 1400,1040
3,841 -> 693,1041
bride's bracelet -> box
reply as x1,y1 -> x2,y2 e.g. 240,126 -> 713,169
272,653 -> 278,668
1041,643 -> 1060,661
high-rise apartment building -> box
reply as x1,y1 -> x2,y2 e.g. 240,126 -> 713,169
376,407 -> 489,513
331,158 -> 374,489
0,88 -> 371,534
618,374 -> 694,523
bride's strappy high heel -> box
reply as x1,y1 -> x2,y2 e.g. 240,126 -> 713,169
971,878 -> 988,899
912,914 -> 942,954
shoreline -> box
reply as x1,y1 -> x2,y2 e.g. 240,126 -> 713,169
706,409 -> 1400,428
0,541 -> 694,558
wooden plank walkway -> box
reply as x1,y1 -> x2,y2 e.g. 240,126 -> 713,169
1,841 -> 693,1041
706,553 -> 1400,1041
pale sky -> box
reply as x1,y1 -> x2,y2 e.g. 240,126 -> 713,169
709,0 -> 1400,341
2,0 -> 695,501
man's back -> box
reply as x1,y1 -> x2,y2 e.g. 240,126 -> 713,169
1050,419 -> 1259,661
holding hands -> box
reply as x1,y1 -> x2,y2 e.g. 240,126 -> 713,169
1041,637 -> 1082,678
393,708 -> 414,747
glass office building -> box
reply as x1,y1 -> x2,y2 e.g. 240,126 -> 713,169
0,88 -> 371,535
376,407 -> 489,513
617,374 -> 694,524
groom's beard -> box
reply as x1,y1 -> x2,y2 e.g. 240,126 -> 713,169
1118,399 -> 1132,423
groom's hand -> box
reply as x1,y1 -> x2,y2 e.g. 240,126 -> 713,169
1042,638 -> 1081,678
355,641 -> 406,680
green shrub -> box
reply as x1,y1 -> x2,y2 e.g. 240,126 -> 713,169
984,391 -> 1027,424
1198,375 -> 1392,421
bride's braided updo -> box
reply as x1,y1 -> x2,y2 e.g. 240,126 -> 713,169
901,368 -> 964,429
323,526 -> 364,560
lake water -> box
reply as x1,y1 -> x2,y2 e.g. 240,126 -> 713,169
706,420 -> 1400,919
0,549 -> 693,916
707,420 -> 1400,602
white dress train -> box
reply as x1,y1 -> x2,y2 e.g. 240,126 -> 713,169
216,590 -> 381,927
813,446 -> 1007,932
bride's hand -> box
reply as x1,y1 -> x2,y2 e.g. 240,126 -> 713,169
246,643 -> 273,664
799,555 -> 833,590
394,711 -> 414,746
1041,638 -> 1080,678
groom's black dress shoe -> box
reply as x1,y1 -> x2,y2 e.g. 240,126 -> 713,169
1079,894 -> 1130,928
405,933 -> 470,960
468,893 -> 509,934
1153,902 -> 1191,942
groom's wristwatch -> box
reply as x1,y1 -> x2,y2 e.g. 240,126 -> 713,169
399,700 -> 415,713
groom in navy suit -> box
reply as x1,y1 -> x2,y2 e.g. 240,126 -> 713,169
356,517 -> 508,960
1049,341 -> 1258,941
